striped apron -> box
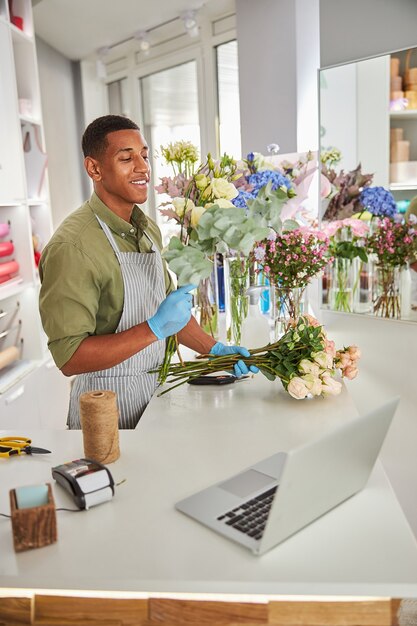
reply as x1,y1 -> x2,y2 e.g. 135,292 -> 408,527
67,215 -> 166,429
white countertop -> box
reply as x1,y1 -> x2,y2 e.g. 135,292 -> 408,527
1,375 -> 417,596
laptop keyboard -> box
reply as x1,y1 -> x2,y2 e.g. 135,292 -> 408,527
216,486 -> 278,540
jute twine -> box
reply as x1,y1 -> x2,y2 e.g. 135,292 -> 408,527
79,390 -> 120,464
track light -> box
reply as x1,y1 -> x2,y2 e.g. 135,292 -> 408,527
181,10 -> 199,38
134,30 -> 151,55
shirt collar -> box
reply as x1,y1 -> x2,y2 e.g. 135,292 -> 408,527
89,192 -> 149,237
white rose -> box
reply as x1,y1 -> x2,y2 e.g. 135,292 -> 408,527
298,359 -> 320,377
301,373 -> 322,396
312,351 -> 328,369
287,377 -> 309,400
211,178 -> 239,200
190,205 -> 206,228
204,198 -> 235,209
172,197 -> 195,217
321,374 -> 342,397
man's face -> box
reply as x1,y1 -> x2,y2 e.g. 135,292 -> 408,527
87,129 -> 151,212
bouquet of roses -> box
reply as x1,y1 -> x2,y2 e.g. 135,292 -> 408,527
323,218 -> 369,263
154,315 -> 360,400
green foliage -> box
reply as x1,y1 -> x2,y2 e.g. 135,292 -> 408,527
246,181 -> 297,232
196,204 -> 269,256
163,237 -> 213,285
331,240 -> 368,262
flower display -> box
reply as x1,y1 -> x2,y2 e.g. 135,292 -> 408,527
359,186 -> 397,218
321,163 -> 374,221
254,228 -> 331,289
154,315 -> 360,400
367,216 -> 417,267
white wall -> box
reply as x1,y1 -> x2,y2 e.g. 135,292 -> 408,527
320,0 -> 417,68
36,37 -> 87,229
236,0 -> 298,155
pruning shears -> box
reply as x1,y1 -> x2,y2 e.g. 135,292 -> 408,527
0,436 -> 51,458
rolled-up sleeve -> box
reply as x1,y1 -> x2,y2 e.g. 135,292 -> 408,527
39,242 -> 102,368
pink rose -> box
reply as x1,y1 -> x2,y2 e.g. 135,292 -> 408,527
324,339 -> 336,358
287,377 -> 310,400
347,345 -> 361,360
343,365 -> 359,380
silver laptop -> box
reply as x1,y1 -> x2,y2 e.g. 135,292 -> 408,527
175,398 -> 399,555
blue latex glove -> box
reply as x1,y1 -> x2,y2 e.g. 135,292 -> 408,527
209,342 -> 259,378
147,284 -> 196,339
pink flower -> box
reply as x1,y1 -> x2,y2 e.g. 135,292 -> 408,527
287,377 -> 310,400
324,339 -> 336,358
347,345 -> 361,360
343,365 -> 359,380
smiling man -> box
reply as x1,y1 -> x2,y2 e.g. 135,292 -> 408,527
39,115 -> 257,429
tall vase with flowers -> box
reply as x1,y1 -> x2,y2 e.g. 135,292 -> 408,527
367,215 -> 417,318
155,143 -> 242,339
253,228 -> 331,339
322,218 -> 369,313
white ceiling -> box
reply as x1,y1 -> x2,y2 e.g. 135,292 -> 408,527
32,0 -> 234,61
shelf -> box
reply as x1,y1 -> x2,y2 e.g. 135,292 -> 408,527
10,21 -> 32,44
0,276 -> 25,300
27,198 -> 47,205
19,113 -> 41,125
0,358 -> 37,394
390,110 -> 417,119
389,183 -> 417,191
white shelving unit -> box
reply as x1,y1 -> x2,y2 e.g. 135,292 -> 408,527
389,49 -> 417,202
0,0 -> 70,428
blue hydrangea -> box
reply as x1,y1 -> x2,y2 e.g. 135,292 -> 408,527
248,169 -> 292,193
359,186 -> 396,217
232,189 -> 256,208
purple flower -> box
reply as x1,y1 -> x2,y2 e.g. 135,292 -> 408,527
232,189 -> 256,208
248,170 -> 292,193
359,186 -> 396,217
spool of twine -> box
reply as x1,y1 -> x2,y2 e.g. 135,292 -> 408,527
79,390 -> 120,464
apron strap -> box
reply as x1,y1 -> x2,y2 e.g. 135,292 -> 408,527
95,215 -> 120,255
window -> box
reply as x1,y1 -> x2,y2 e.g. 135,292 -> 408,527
141,61 -> 200,238
108,78 -> 129,116
216,40 -> 241,159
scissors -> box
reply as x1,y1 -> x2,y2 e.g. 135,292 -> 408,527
0,436 -> 51,458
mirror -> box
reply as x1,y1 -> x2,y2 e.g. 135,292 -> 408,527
319,47 -> 417,322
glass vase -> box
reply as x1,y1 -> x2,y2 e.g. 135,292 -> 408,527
223,255 -> 250,345
194,272 -> 218,339
352,257 -> 373,314
373,264 -> 401,319
270,285 -> 307,341
329,258 -> 354,312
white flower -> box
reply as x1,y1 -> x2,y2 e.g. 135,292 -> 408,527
287,377 -> 310,400
301,373 -> 323,396
211,178 -> 239,200
172,197 -> 195,217
190,205 -> 206,227
204,198 -> 235,209
298,359 -> 320,377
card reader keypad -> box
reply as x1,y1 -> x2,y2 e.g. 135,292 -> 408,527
216,486 -> 278,540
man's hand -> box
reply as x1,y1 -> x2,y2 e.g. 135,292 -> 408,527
209,342 -> 259,378
147,284 -> 196,339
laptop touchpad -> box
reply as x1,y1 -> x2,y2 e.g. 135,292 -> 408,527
219,469 -> 276,498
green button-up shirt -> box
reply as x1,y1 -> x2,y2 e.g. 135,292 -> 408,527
39,192 -> 173,368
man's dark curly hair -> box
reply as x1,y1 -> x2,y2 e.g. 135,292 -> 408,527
82,115 -> 140,159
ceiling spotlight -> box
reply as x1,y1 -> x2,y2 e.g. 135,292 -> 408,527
134,30 -> 151,55
181,10 -> 199,38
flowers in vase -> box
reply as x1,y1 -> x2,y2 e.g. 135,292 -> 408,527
321,162 -> 374,221
367,216 -> 417,318
253,228 -> 331,289
323,218 -> 370,312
